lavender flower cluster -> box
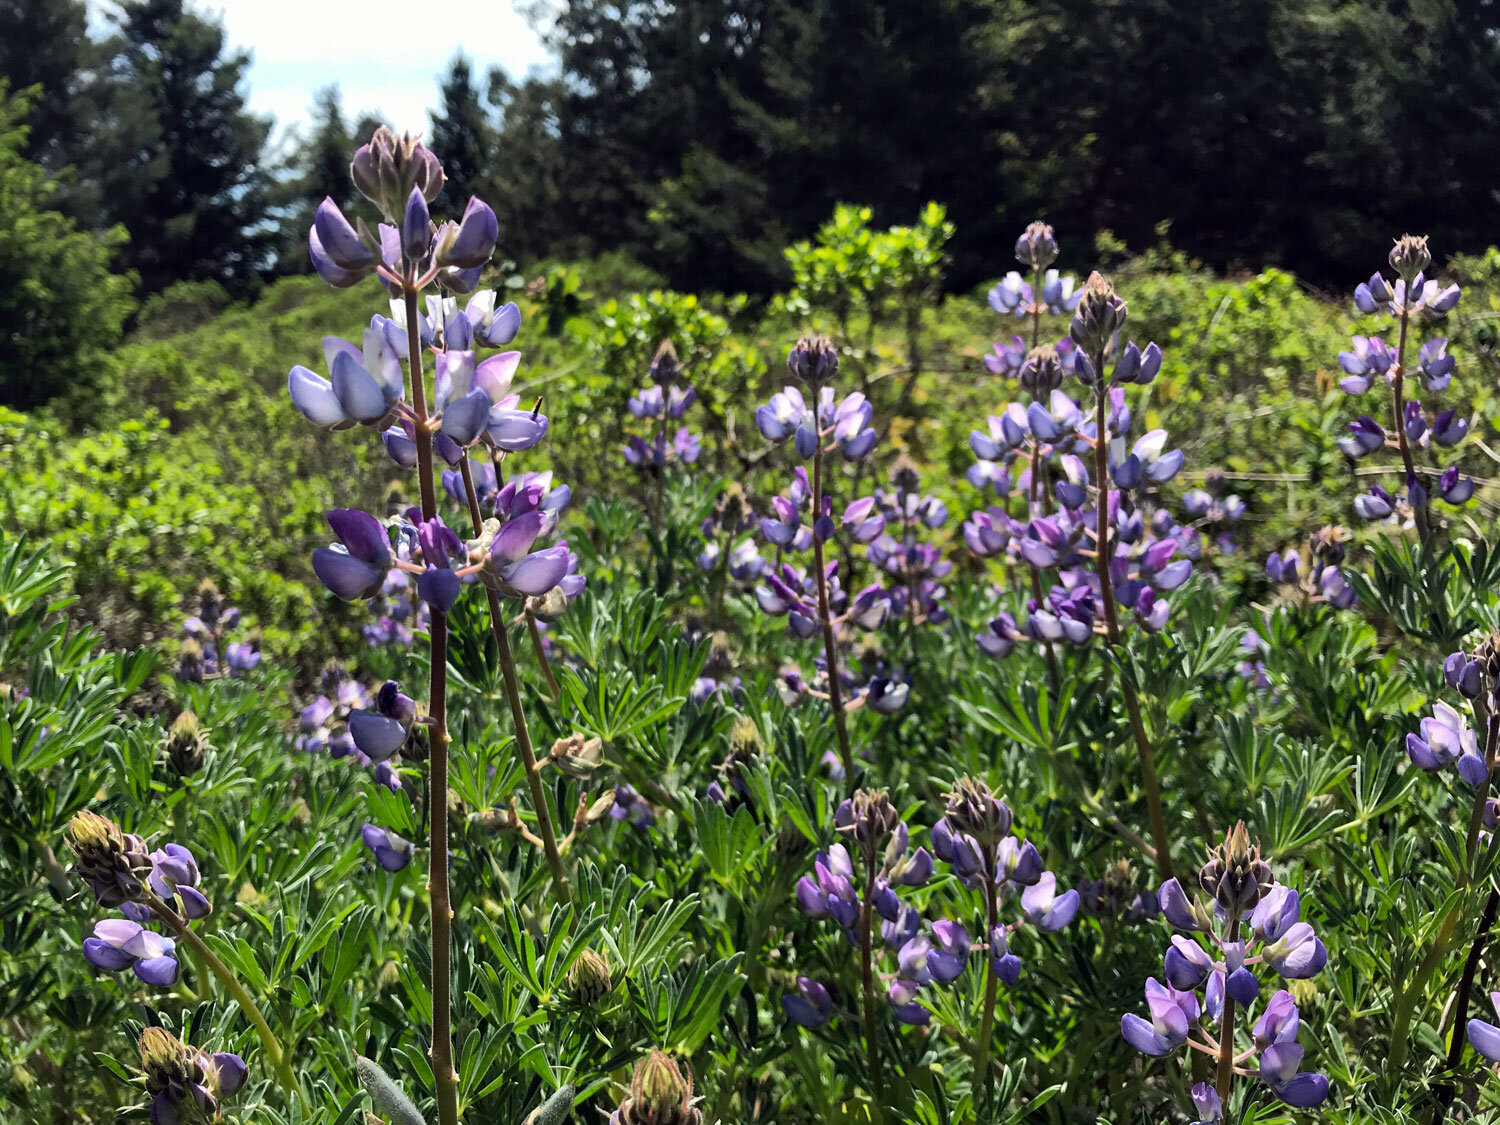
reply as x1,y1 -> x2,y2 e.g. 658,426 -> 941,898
1123,824 -> 1328,1110
964,226 -> 1196,659
1337,235 -> 1469,524
752,337 -> 910,720
787,782 -> 1077,1030
176,580 -> 259,681
624,340 -> 701,470
68,811 -> 211,987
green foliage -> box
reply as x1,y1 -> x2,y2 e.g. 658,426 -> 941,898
0,86 -> 134,410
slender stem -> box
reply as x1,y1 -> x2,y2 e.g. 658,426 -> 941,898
146,892 -> 299,1102
456,457 -> 571,903
811,437 -> 856,779
526,615 -> 562,700
859,858 -> 884,1118
1216,918 -> 1242,1099
972,873 -> 1002,1117
1434,887 -> 1500,1124
1391,309 -> 1432,544
1091,372 -> 1174,879
1389,713 -> 1500,1074
403,286 -> 459,1125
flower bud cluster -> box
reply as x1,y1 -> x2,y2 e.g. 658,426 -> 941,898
136,1027 -> 247,1125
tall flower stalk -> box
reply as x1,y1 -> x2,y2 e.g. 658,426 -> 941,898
1337,235 -> 1467,536
455,455 -> 571,902
753,336 -> 892,779
287,126 -> 576,1124
1073,272 -> 1175,878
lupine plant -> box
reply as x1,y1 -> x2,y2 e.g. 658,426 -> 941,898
14,104 -> 1500,1125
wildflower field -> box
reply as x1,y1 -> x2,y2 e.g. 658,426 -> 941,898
8,124 -> 1500,1125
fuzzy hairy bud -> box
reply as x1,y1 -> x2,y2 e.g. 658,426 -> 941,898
787,335 -> 838,387
835,789 -> 901,852
1069,271 -> 1127,354
1198,821 -> 1274,918
566,949 -> 613,1002
1389,234 -> 1432,282
66,810 -> 153,907
350,126 -> 444,225
943,776 -> 1013,847
1015,220 -> 1059,269
163,711 -> 209,777
613,1051 -> 702,1125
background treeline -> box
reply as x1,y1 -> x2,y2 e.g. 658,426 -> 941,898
3,0 -> 1500,408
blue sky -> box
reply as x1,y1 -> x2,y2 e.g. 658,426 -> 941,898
91,1 -> 553,142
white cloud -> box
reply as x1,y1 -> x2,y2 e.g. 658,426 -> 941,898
91,0 -> 552,139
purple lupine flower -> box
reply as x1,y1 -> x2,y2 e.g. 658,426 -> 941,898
1419,337 -> 1456,392
486,510 -> 571,599
465,290 -> 522,346
1337,336 -> 1394,394
312,509 -> 391,601
1407,700 -> 1479,772
361,824 -> 414,872
1188,1083 -> 1221,1125
349,680 -> 417,762
148,844 -> 211,920
288,329 -> 405,428
1353,485 -> 1395,520
782,977 -> 833,1028
1259,1043 -> 1330,1107
1121,977 -> 1194,1056
1467,991 -> 1500,1062
83,918 -> 179,985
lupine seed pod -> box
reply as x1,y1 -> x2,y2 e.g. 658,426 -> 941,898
524,1085 -> 577,1125
354,1055 -> 426,1125
549,733 -> 604,779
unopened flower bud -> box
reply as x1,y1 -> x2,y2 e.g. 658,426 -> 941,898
566,948 -> 613,1002
66,810 -> 154,907
615,1050 -> 702,1125
1069,271 -> 1128,354
350,126 -> 445,224
1019,344 -> 1064,396
729,716 -> 761,757
943,776 -> 1013,845
1015,220 -> 1059,269
1389,234 -> 1432,282
835,789 -> 902,851
649,339 -> 681,384
1198,821 -> 1274,917
787,335 -> 838,386
162,711 -> 208,777
376,959 -> 401,993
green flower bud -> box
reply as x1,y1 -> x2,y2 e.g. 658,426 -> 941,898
565,948 -> 613,1003
163,710 -> 209,777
